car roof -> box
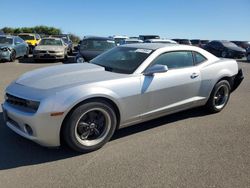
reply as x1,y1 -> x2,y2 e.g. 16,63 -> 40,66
120,43 -> 179,50
83,36 -> 114,40
41,37 -> 62,40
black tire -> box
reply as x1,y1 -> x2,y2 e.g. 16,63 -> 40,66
63,100 -> 117,153
10,50 -> 16,62
206,80 -> 231,113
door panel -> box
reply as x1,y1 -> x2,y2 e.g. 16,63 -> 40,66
140,67 -> 201,118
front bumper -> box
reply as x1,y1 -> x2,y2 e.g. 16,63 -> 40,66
231,69 -> 244,92
0,51 -> 11,61
33,53 -> 65,60
1,102 -> 63,147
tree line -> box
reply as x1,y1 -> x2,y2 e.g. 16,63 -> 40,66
1,26 -> 80,43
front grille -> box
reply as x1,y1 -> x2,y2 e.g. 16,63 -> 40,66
6,93 -> 28,108
39,50 -> 56,53
5,93 -> 39,113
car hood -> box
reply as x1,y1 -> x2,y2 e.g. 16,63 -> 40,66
15,63 -> 125,90
35,45 -> 65,51
227,46 -> 246,53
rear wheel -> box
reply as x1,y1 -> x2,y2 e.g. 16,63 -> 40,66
10,50 -> 16,62
63,100 -> 117,153
206,80 -> 231,113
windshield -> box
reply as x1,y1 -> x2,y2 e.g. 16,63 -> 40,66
90,47 -> 152,74
80,39 -> 115,51
0,36 -> 13,44
39,39 -> 63,46
222,41 -> 238,48
19,35 -> 35,40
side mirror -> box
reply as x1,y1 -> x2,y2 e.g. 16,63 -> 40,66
144,64 -> 168,76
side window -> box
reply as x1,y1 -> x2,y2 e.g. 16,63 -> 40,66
152,51 -> 194,69
193,52 -> 207,65
18,37 -> 24,43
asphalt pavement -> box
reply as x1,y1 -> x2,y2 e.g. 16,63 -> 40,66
0,57 -> 249,188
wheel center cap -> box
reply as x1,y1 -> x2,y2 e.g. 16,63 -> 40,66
89,123 -> 96,129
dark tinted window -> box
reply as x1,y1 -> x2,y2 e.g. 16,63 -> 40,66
91,47 -> 152,74
0,36 -> 13,44
152,51 -> 194,69
80,39 -> 115,51
193,52 -> 207,65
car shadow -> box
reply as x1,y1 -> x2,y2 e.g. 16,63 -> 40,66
0,107 -> 210,170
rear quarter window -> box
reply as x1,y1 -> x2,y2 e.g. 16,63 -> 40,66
193,52 -> 207,65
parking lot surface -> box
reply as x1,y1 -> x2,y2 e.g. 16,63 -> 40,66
0,59 -> 249,188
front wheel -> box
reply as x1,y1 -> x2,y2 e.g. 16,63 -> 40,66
10,50 -> 16,62
63,101 -> 117,153
206,80 -> 231,113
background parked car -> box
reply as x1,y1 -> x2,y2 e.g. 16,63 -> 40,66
0,35 -> 29,62
75,37 -> 116,63
247,47 -> 250,61
18,33 -> 41,53
0,30 -> 4,35
172,39 -> 192,45
144,39 -> 177,44
204,40 -> 246,59
139,35 -> 160,41
33,37 -> 68,62
121,38 -> 143,44
191,39 -> 210,48
52,34 -> 73,54
231,41 -> 250,50
113,35 -> 128,45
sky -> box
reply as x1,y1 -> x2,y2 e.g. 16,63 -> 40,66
0,0 -> 249,40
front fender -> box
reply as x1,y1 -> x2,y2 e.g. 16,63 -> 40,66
52,85 -> 121,118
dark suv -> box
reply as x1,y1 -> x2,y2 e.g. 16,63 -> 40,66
75,37 -> 116,63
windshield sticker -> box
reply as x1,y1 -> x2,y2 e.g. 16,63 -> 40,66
135,49 -> 152,54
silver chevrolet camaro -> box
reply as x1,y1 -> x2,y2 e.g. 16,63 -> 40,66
1,43 -> 243,152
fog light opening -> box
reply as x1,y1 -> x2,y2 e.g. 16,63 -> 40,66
24,124 -> 33,136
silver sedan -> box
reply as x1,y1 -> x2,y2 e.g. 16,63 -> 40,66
2,43 -> 243,152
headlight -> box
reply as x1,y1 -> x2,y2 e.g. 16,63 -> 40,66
76,57 -> 85,63
26,100 -> 40,111
0,47 -> 10,52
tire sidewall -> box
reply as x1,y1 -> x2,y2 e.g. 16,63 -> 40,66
10,50 -> 16,62
207,80 -> 231,113
64,101 -> 117,152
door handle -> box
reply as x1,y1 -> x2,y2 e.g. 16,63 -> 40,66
190,73 -> 199,79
